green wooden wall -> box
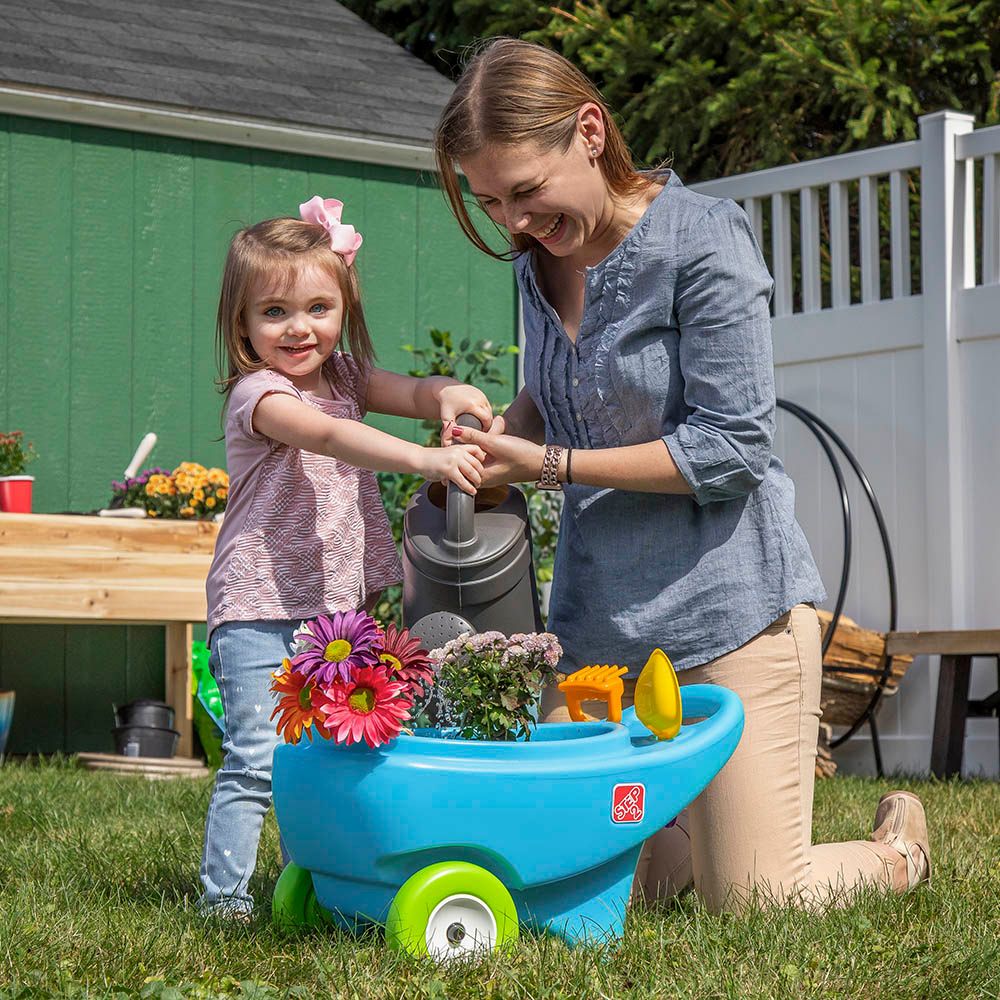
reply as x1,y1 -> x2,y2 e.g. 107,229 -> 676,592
0,114 -> 517,754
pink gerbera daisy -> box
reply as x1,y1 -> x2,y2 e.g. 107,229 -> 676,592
291,610 -> 380,685
376,623 -> 435,701
315,665 -> 412,748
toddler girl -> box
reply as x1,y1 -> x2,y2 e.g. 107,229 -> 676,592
199,196 -> 490,917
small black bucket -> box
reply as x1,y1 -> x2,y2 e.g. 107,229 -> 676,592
112,725 -> 180,759
114,699 -> 175,730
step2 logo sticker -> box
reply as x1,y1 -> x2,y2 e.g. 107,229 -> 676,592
611,782 -> 645,823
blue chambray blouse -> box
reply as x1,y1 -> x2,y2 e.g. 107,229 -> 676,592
516,171 -> 826,675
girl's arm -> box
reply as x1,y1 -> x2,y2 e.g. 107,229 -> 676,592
253,391 -> 485,493
366,369 -> 493,430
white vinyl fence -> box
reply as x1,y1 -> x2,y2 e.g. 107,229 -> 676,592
691,110 -> 999,777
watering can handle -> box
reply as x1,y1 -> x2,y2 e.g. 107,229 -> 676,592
445,413 -> 483,547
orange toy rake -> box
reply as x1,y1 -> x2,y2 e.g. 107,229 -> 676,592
558,665 -> 629,724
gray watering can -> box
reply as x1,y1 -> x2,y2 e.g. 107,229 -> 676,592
402,415 -> 544,649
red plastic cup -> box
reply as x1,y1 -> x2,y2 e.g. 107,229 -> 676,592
0,476 -> 34,513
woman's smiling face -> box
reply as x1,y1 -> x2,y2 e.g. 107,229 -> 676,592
460,107 -> 615,262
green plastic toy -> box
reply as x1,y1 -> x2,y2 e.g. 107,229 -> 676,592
191,640 -> 225,768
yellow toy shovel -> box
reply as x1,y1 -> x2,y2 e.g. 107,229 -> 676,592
633,648 -> 682,740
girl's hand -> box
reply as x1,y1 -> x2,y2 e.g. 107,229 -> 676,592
420,444 -> 485,495
439,385 -> 493,443
450,425 -> 545,488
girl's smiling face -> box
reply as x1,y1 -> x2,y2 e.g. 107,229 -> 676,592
244,262 -> 345,392
459,106 -> 618,265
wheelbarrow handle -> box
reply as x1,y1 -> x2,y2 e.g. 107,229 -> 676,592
445,414 -> 483,548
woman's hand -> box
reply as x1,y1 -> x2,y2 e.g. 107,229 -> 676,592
450,424 -> 545,488
453,425 -> 693,493
418,443 -> 485,495
438,384 -> 493,443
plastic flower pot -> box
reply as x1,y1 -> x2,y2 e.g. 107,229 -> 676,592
113,698 -> 175,730
0,691 -> 14,763
0,476 -> 34,513
112,724 -> 180,759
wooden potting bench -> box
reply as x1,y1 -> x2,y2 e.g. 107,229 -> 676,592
0,512 -> 218,757
886,629 -> 1000,779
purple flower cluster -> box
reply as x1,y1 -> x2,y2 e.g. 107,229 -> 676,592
111,467 -> 171,498
429,630 -> 564,741
430,630 -> 563,671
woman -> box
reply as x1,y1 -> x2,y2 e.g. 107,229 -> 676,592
435,37 -> 930,911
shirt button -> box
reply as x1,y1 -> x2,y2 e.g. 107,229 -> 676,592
575,412 -> 583,422
572,377 -> 580,387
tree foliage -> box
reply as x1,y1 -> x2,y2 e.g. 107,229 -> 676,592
342,0 -> 1000,180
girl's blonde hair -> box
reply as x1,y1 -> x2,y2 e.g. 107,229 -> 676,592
434,37 -> 649,259
216,217 -> 375,399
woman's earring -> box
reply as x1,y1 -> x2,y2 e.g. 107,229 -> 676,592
590,146 -> 600,158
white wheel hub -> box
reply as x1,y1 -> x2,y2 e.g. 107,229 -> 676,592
424,894 -> 497,960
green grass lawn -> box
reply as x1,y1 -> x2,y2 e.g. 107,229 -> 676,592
0,758 -> 996,999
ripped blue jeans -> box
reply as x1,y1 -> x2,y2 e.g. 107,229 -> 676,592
199,619 -> 295,914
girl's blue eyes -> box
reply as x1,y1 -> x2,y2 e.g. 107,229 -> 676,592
263,304 -> 329,317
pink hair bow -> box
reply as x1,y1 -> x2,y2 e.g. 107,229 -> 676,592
299,195 -> 363,266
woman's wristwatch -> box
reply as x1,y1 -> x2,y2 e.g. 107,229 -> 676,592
536,443 -> 565,491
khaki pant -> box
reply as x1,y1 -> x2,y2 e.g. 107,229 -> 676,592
540,604 -> 906,912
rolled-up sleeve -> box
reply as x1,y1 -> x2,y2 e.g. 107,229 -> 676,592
663,200 -> 776,505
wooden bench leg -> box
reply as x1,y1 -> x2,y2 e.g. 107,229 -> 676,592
165,623 -> 193,759
931,654 -> 971,779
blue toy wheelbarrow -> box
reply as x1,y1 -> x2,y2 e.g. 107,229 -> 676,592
271,682 -> 743,959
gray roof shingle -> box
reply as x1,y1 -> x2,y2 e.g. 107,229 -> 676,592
0,0 -> 455,145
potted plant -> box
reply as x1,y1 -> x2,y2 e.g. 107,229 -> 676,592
0,431 -> 38,513
269,613 -> 563,747
428,630 -> 563,741
110,463 -> 229,520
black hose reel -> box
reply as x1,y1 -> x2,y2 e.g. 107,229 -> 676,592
776,398 -> 900,779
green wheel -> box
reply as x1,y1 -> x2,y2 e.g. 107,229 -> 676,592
386,862 -> 519,961
272,863 -> 331,932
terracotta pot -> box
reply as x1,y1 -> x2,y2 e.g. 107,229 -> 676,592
0,475 -> 33,513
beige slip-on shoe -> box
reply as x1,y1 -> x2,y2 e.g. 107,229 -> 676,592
871,790 -> 932,889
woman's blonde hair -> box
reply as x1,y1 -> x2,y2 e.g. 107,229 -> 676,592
215,217 -> 375,400
434,37 -> 649,259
